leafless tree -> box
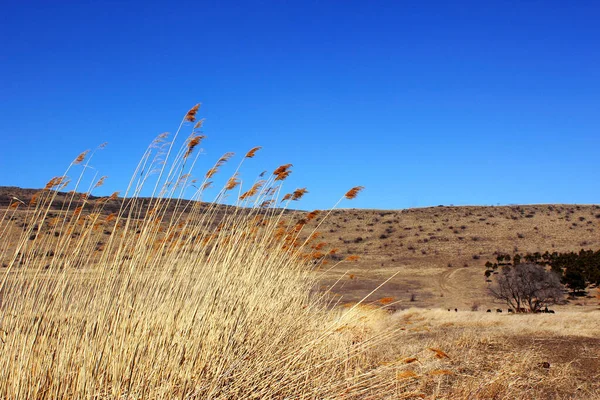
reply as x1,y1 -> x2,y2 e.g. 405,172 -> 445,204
489,263 -> 564,312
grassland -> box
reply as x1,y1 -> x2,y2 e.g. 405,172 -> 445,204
1,105 -> 599,399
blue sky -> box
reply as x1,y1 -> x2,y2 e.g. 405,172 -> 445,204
1,1 -> 599,210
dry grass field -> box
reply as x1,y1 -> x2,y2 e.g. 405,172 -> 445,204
5,188 -> 597,312
300,204 -> 600,312
1,105 -> 599,399
373,308 -> 600,399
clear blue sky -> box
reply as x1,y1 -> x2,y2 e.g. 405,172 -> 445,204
1,1 -> 599,210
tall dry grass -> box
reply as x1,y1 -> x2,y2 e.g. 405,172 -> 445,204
0,105 -> 401,399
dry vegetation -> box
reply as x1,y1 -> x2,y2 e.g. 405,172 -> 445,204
297,204 -> 600,311
0,106 -> 404,398
380,308 -> 600,399
1,104 -> 599,399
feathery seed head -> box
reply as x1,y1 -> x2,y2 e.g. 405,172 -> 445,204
225,173 -> 240,191
185,104 -> 201,122
44,176 -> 67,190
273,164 -> 293,181
245,146 -> 262,158
260,199 -> 274,208
73,150 -> 90,165
205,167 -> 218,179
184,135 -> 205,159
306,210 -> 320,221
152,132 -> 169,146
217,152 -> 235,166
264,187 -> 278,196
239,180 -> 265,200
275,171 -> 292,181
281,193 -> 292,202
193,118 -> 205,129
344,186 -> 364,200
291,187 -> 308,201
29,193 -> 39,206
94,176 -> 107,188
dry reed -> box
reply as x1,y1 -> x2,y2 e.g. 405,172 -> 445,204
0,105 -> 402,399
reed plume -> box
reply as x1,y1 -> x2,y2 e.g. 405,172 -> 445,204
205,167 -> 218,179
306,210 -> 320,221
194,118 -> 205,129
44,176 -> 67,190
94,176 -> 107,188
344,186 -> 364,200
239,180 -> 265,200
273,163 -> 293,181
245,146 -> 262,158
184,134 -> 205,159
225,173 -> 240,191
184,103 -> 200,122
73,150 -> 89,165
291,187 -> 308,201
0,103 -> 402,399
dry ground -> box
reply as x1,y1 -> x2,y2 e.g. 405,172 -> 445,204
374,308 -> 600,399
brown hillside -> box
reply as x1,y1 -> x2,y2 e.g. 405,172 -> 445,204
2,186 -> 599,311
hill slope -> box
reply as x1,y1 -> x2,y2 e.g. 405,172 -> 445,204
2,186 -> 598,310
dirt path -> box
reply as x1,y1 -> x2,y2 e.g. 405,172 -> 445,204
437,267 -> 468,295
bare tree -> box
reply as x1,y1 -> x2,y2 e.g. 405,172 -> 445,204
489,263 -> 564,312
